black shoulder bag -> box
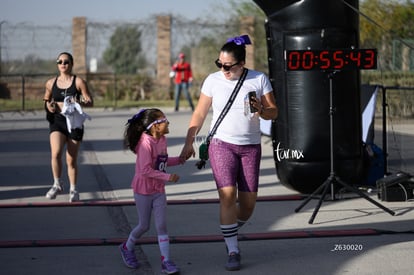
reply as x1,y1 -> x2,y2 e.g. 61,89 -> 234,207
196,68 -> 248,169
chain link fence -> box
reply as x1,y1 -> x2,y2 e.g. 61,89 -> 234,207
0,17 -> 247,111
1,13 -> 413,113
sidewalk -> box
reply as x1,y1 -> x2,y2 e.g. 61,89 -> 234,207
0,108 -> 413,275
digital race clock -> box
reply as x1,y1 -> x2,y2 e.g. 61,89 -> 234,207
285,49 -> 377,71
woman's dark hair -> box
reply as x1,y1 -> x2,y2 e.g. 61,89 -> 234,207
57,52 -> 74,64
220,42 -> 246,63
123,108 -> 163,154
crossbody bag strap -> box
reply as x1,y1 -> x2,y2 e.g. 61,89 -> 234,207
206,68 -> 248,144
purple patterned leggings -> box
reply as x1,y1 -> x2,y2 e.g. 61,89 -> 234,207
209,138 -> 261,192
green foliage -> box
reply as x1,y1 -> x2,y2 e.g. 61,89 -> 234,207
103,25 -> 146,74
360,0 -> 414,71
192,0 -> 268,73
389,1 -> 414,38
360,0 -> 414,45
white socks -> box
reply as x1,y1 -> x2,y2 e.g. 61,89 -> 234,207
158,235 -> 170,262
53,178 -> 62,186
221,223 -> 239,254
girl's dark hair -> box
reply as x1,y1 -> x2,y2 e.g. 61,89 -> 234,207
57,52 -> 74,64
220,42 -> 246,63
123,108 -> 163,154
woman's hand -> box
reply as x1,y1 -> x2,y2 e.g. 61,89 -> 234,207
250,96 -> 262,115
180,143 -> 195,160
46,100 -> 56,113
80,95 -> 93,107
178,156 -> 187,165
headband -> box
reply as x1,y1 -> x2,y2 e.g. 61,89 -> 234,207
226,34 -> 252,46
146,118 -> 168,130
127,109 -> 146,124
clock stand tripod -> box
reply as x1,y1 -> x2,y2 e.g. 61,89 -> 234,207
294,71 -> 395,224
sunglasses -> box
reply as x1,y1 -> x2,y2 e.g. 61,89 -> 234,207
146,118 -> 169,130
215,59 -> 239,71
57,59 -> 71,65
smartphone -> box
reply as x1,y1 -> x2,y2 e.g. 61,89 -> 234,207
248,91 -> 258,113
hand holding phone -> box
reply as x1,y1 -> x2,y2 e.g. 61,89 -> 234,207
248,91 -> 258,113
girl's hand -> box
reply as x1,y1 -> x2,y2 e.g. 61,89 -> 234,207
168,174 -> 180,183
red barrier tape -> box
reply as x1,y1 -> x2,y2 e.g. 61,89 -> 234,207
0,228 -> 380,248
0,194 -> 304,208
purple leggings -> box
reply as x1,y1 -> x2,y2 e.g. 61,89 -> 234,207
209,138 -> 261,192
129,193 -> 168,240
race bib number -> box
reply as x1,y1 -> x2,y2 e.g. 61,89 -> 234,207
155,154 -> 168,172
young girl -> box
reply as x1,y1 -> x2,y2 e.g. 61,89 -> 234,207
120,108 -> 184,274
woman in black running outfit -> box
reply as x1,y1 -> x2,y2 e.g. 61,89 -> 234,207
43,52 -> 93,202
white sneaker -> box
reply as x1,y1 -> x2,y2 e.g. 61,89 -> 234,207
45,185 -> 63,200
69,190 -> 80,202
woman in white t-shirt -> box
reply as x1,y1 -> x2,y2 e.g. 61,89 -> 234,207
180,35 -> 278,271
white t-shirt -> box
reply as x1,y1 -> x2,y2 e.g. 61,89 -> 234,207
201,69 -> 273,145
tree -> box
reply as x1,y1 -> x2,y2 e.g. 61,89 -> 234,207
359,0 -> 391,48
389,0 -> 414,39
360,0 -> 413,46
196,0 -> 268,73
228,1 -> 268,72
103,25 -> 145,74
360,0 -> 414,70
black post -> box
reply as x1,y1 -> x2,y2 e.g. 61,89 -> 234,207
381,86 -> 388,175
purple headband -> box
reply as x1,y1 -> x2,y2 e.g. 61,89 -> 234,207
226,34 -> 252,46
127,109 -> 146,124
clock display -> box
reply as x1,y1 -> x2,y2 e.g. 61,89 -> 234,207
285,49 -> 377,71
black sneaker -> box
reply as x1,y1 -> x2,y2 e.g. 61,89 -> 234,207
225,252 -> 241,271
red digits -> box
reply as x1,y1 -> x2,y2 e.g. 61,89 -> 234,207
302,51 -> 313,70
349,51 -> 361,67
364,49 -> 376,69
288,51 -> 300,70
319,51 -> 331,70
333,50 -> 344,69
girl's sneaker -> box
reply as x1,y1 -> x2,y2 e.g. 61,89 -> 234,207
161,260 -> 179,274
119,243 -> 139,269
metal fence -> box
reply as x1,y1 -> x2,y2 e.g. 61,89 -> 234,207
0,17 -> 239,73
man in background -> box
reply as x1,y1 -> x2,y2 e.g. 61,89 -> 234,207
171,53 -> 194,111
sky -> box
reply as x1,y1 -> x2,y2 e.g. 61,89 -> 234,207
0,0 -> 226,25
0,0 -> 239,62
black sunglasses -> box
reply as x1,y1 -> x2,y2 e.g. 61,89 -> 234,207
215,59 -> 239,71
57,59 -> 71,65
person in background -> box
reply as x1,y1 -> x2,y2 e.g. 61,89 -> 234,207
180,35 -> 278,271
171,53 -> 194,111
43,52 -> 93,202
119,108 -> 185,274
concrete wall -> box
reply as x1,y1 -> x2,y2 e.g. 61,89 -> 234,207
72,17 -> 87,76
